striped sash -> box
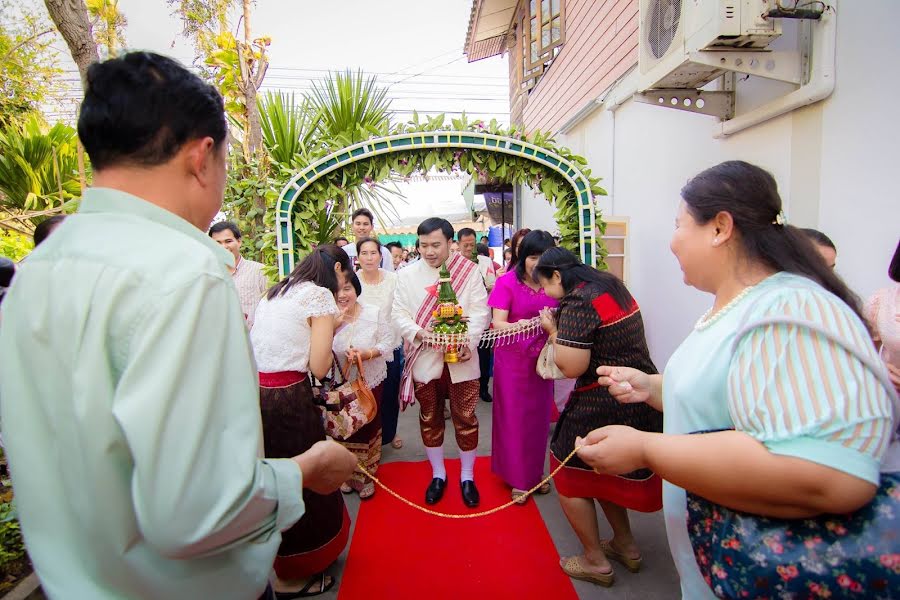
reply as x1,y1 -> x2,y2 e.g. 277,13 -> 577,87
399,252 -> 478,408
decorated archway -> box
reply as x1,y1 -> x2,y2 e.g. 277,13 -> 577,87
275,130 -> 604,278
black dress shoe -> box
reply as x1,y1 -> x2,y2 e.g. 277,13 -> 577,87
425,477 -> 446,505
461,480 -> 480,507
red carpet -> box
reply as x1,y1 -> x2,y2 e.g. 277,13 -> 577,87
337,456 -> 578,600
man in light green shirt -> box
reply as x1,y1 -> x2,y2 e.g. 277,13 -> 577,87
0,52 -> 356,599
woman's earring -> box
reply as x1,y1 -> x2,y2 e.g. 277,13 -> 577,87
713,237 -> 719,245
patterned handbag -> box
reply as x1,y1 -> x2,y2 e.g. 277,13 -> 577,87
687,315 -> 900,599
313,353 -> 378,441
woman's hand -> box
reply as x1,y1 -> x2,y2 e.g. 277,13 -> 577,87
595,366 -> 651,404
539,307 -> 557,335
575,426 -> 650,475
346,347 -> 373,363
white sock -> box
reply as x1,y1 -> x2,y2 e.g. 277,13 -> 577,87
425,446 -> 446,480
459,449 -> 477,482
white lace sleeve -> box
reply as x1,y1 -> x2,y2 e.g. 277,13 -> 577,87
301,285 -> 340,319
375,314 -> 394,361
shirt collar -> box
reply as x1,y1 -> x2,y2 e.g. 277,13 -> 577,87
79,187 -> 235,269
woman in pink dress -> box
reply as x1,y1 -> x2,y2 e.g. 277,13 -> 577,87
488,230 -> 558,502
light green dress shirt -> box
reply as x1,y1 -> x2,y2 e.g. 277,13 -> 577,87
0,188 -> 305,599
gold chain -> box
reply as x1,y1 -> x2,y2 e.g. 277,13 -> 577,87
353,446 -> 580,519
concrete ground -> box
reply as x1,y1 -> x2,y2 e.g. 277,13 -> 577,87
322,393 -> 682,599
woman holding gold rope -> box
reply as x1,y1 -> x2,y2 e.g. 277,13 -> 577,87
577,161 -> 895,599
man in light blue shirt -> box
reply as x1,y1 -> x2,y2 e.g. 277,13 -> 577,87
0,52 -> 356,599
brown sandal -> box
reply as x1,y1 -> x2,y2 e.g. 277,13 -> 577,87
560,555 -> 614,587
599,539 -> 642,573
390,437 -> 403,449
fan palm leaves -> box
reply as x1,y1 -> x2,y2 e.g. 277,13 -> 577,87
0,117 -> 82,234
308,69 -> 391,147
258,90 -> 320,166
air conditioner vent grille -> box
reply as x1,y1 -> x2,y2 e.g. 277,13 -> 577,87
647,0 -> 682,60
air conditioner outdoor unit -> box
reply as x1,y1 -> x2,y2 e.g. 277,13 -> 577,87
639,0 -> 782,90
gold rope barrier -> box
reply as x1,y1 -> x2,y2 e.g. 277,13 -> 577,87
353,446 -> 580,519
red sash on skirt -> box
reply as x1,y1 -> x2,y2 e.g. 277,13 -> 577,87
259,370 -> 307,388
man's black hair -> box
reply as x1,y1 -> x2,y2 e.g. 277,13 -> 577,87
457,227 -> 477,241
335,236 -> 349,244
417,217 -> 454,240
385,241 -> 403,251
800,228 -> 836,251
476,243 -> 490,257
351,208 -> 374,224
78,52 -> 227,171
208,221 -> 241,239
33,215 -> 67,247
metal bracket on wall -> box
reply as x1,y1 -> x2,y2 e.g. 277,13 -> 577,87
634,89 -> 735,120
688,51 -> 802,85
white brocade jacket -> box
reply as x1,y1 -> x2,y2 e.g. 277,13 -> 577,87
391,255 -> 490,385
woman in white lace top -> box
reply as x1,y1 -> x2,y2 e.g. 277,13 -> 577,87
249,245 -> 352,594
333,270 -> 394,499
356,237 -> 405,450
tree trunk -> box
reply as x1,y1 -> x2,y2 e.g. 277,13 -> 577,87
241,0 -> 263,155
43,0 -> 99,83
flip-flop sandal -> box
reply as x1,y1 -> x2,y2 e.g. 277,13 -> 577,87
275,572 -> 336,598
537,481 -> 552,494
359,482 -> 375,500
560,556 -> 614,587
339,483 -> 352,494
599,539 -> 642,573
511,489 -> 529,504
391,438 -> 403,449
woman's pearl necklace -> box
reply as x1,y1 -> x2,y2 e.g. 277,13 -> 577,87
694,284 -> 759,331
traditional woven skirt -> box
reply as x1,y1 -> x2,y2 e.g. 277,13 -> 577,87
550,383 -> 663,513
338,382 -> 383,491
259,371 -> 350,579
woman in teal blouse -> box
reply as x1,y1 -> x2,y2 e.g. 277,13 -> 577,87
575,161 -> 895,598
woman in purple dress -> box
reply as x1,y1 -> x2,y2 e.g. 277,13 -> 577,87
488,230 -> 558,502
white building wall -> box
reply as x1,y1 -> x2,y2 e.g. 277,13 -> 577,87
518,1 -> 900,367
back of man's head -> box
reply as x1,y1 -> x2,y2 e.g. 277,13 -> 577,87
78,52 -> 227,171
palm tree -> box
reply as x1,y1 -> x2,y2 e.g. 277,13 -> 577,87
258,90 -> 320,167
308,69 -> 391,147
0,116 -> 82,235
306,70 -> 404,231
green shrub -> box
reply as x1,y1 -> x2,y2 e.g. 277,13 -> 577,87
0,500 -> 26,570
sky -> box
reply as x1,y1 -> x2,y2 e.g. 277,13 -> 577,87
34,0 -> 510,231
43,0 -> 511,125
